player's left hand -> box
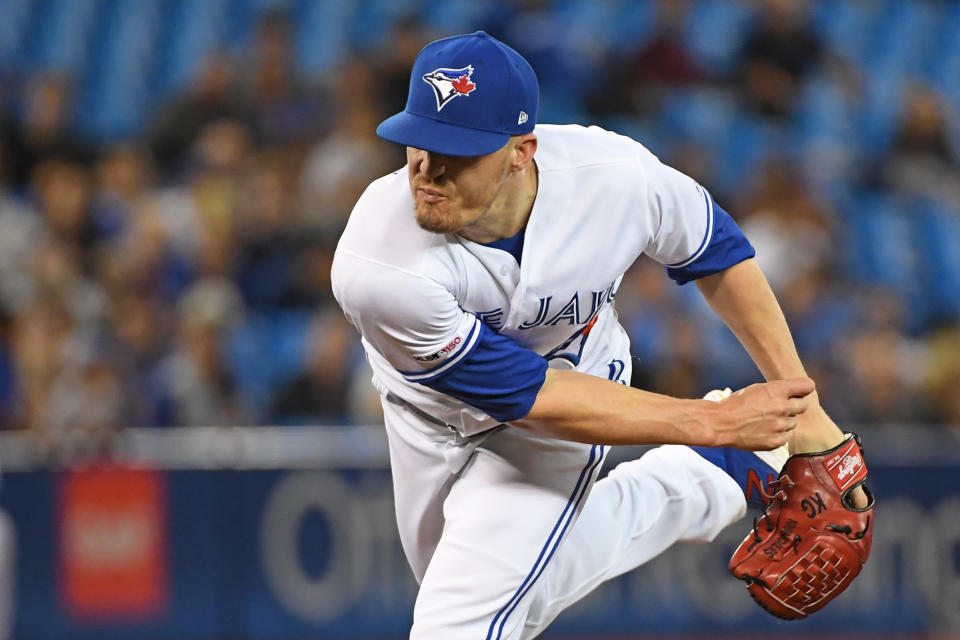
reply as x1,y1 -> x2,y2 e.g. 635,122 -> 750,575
729,433 -> 875,620
789,392 -> 869,508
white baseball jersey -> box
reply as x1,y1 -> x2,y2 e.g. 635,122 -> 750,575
332,124 -> 753,435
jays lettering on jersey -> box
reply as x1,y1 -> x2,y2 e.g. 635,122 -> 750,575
332,124 -> 754,436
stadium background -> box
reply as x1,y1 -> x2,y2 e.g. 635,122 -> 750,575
0,0 -> 958,638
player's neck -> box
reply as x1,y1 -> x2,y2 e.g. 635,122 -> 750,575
458,160 -> 539,243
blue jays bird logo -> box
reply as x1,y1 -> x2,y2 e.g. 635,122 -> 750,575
422,66 -> 476,111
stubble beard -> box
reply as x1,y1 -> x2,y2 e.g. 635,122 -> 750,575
414,200 -> 464,234
412,165 -> 510,235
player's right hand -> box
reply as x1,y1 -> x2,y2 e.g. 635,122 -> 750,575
707,377 -> 815,451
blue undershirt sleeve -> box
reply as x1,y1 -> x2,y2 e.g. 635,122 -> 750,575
666,199 -> 756,285
418,322 -> 548,423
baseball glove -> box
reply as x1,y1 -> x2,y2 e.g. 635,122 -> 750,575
728,433 -> 875,620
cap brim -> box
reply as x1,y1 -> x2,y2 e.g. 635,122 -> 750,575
376,111 -> 510,157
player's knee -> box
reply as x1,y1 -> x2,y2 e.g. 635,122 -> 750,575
619,445 -> 746,540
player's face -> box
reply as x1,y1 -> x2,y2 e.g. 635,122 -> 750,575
406,144 -> 513,234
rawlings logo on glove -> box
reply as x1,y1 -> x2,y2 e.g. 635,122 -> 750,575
729,433 -> 875,620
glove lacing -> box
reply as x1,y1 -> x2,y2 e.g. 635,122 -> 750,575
748,474 -> 795,549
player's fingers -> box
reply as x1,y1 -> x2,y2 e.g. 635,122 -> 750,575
779,376 -> 816,399
788,396 -> 808,416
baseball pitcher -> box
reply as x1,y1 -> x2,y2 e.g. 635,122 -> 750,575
332,31 -> 874,639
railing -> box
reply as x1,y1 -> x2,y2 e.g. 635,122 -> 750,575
2,422 -> 957,471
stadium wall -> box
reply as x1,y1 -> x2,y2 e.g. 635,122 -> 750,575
0,425 -> 957,639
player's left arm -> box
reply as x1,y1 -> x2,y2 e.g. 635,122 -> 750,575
695,258 -> 869,507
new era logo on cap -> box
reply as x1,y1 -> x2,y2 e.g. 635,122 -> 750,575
376,31 -> 539,157
422,66 -> 477,111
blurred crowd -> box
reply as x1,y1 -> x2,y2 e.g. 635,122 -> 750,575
0,0 -> 958,454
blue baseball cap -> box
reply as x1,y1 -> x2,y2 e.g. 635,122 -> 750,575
376,31 -> 539,157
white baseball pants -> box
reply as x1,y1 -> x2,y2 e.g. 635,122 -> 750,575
382,395 -> 747,640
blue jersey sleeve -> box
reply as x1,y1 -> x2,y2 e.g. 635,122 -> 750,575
410,322 -> 548,423
665,196 -> 755,285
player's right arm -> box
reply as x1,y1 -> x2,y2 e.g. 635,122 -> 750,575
514,368 -> 814,450
333,246 -> 813,451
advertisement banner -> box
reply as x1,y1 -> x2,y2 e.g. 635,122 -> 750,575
1,456 -> 958,639
58,467 -> 168,623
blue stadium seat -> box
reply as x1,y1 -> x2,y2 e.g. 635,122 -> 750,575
294,0 -> 353,75
0,0 -> 31,66
549,0 -> 655,56
922,8 -> 960,107
417,0 -> 490,34
856,70 -> 904,156
700,313 -> 761,391
30,0 -> 97,73
841,191 -> 911,285
714,113 -> 783,195
661,88 -> 737,149
349,0 -> 397,51
913,200 -> 960,322
73,0 -> 164,140
810,0 -> 873,65
795,76 -> 852,139
152,0 -> 228,98
608,0 -> 657,54
794,75 -> 858,184
683,0 -> 753,75
839,190 -> 932,329
225,310 -> 314,419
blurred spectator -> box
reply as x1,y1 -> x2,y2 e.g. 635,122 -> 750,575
90,144 -> 155,240
287,233 -> 340,310
236,149 -> 317,309
2,73 -> 92,191
925,325 -> 960,425
153,278 -> 249,426
735,156 -> 834,293
616,258 -> 707,396
269,310 -> 356,424
837,325 -> 930,424
26,238 -> 105,329
872,83 -> 960,208
96,199 -> 191,303
10,298 -> 73,430
242,9 -> 322,147
630,0 -> 703,88
373,16 -> 438,118
776,266 -> 854,363
148,52 -> 254,180
482,0 -> 599,118
736,0 -> 824,120
828,289 -> 931,423
32,159 -> 100,258
148,118 -> 254,295
588,0 -> 705,117
34,335 -> 129,458
300,102 -> 395,231
108,293 -> 171,426
0,160 -> 42,313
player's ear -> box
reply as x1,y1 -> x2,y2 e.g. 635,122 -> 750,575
510,134 -> 537,171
